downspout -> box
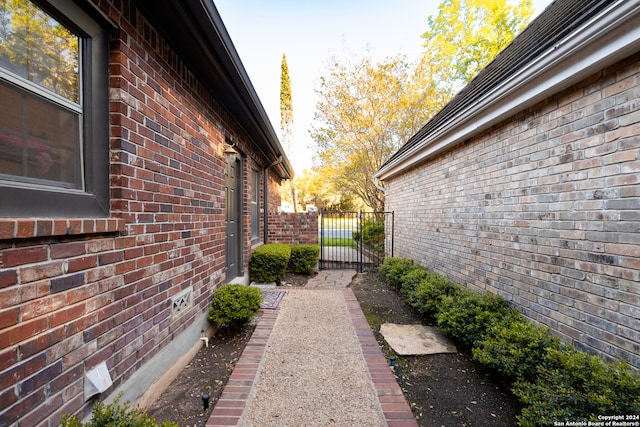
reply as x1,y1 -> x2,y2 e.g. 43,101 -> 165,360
374,177 -> 385,193
263,156 -> 284,244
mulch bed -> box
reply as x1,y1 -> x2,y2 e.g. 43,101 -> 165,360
147,271 -> 521,426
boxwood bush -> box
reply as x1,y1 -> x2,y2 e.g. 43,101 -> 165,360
378,257 -> 640,425
249,243 -> 291,283
472,315 -> 562,379
436,289 -> 521,350
288,244 -> 320,275
411,271 -> 460,317
513,348 -> 640,426
378,257 -> 414,289
207,284 -> 262,327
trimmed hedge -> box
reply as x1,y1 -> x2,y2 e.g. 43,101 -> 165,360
207,284 -> 262,327
249,243 -> 291,283
289,244 -> 320,275
378,257 -> 640,425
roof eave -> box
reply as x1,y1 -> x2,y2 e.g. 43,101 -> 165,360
131,0 -> 294,179
376,0 -> 640,182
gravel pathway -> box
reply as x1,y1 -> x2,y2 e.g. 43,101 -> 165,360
241,289 -> 386,426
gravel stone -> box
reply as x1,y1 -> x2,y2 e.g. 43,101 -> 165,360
241,289 -> 385,426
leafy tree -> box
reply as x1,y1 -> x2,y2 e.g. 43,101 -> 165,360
310,0 -> 535,210
0,0 -> 79,102
312,52 -> 443,211
422,0 -> 534,90
295,166 -> 361,212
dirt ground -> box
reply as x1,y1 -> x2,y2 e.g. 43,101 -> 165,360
147,271 -> 521,426
351,271 -> 521,427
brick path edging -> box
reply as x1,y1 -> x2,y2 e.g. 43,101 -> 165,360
206,288 -> 418,427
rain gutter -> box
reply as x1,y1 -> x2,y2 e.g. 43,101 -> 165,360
375,0 -> 640,182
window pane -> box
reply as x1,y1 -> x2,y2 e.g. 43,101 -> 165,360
0,0 -> 79,103
0,79 -> 80,187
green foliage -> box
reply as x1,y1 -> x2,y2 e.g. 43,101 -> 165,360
379,257 -> 640,427
472,316 -> 561,379
354,219 -> 385,252
397,266 -> 431,299
422,0 -> 534,89
249,244 -> 291,283
513,348 -> 640,426
411,272 -> 460,317
288,244 -> 320,275
378,257 -> 414,290
436,289 -> 520,350
321,237 -> 356,247
59,395 -> 178,427
207,284 -> 262,327
312,53 -> 443,210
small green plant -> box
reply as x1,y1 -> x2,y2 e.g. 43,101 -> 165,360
288,244 -> 320,275
411,272 -> 460,316
378,257 -> 414,289
379,256 -> 640,427
513,347 -> 640,426
355,219 -> 385,252
207,284 -> 262,327
59,394 -> 178,427
472,316 -> 561,379
436,289 -> 520,350
249,243 -> 291,283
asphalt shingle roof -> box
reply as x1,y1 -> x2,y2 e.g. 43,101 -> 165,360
381,0 -> 617,169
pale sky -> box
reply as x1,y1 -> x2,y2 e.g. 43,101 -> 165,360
214,0 -> 554,173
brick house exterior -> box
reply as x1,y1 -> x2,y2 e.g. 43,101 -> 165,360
0,0 -> 294,425
376,0 -> 640,370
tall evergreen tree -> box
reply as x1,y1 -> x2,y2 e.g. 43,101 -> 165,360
280,53 -> 297,211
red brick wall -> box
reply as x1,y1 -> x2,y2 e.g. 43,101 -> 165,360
0,1 -> 282,425
267,212 -> 319,245
385,52 -> 640,370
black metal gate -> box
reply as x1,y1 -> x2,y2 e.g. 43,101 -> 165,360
319,211 -> 394,272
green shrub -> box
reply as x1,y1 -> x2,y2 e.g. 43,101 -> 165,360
60,394 -> 178,427
360,219 -> 384,246
378,256 -> 640,426
379,257 -> 415,289
411,272 -> 460,317
436,289 -> 520,349
398,266 -> 431,299
207,284 -> 262,327
249,243 -> 291,283
472,316 -> 561,379
288,244 -> 320,275
513,348 -> 640,426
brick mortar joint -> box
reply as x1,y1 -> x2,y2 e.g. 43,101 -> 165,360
0,218 -> 126,241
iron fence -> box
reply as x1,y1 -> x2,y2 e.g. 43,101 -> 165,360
319,211 -> 394,272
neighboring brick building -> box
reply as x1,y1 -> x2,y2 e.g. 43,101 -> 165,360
376,0 -> 640,370
0,0 -> 294,425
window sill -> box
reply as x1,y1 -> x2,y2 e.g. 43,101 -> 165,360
0,218 -> 125,240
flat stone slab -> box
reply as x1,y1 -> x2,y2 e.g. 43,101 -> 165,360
250,282 -> 277,289
380,323 -> 457,355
